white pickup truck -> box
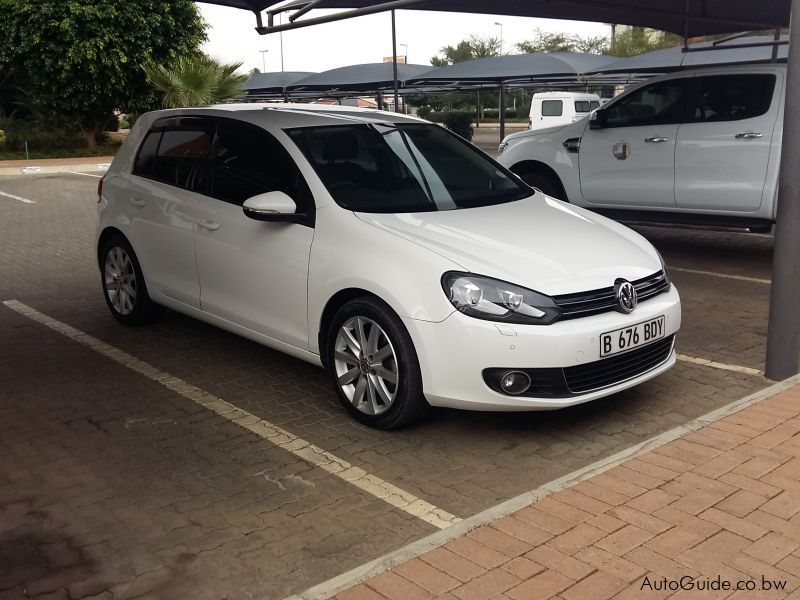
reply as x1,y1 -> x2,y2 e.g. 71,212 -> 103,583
497,64 -> 784,232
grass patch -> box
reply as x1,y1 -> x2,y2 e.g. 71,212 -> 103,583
0,140 -> 121,161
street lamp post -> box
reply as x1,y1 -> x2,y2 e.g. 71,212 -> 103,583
494,21 -> 504,54
399,43 -> 408,63
259,49 -> 269,73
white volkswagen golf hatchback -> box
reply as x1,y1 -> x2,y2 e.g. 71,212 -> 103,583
97,104 -> 681,429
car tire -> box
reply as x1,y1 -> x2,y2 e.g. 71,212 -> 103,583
327,297 -> 430,429
520,172 -> 565,201
100,234 -> 163,326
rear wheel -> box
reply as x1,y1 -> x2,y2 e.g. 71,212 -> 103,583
100,235 -> 163,326
328,297 -> 429,429
519,171 -> 565,200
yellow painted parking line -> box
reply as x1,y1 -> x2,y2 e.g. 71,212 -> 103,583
0,189 -> 36,204
677,353 -> 763,377
2,300 -> 461,530
670,266 -> 770,285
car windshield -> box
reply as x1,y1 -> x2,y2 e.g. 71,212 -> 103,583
287,123 -> 533,213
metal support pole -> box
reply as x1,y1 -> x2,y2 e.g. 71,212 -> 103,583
391,9 -> 399,112
772,27 -> 781,62
765,0 -> 800,380
499,83 -> 506,142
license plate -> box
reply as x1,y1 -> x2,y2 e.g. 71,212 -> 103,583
600,316 -> 666,357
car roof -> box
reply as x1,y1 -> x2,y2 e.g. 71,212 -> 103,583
140,102 -> 427,130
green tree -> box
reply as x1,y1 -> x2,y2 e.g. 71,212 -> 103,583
517,28 -> 609,54
431,35 -> 502,66
143,55 -> 249,108
607,27 -> 682,57
0,1 -> 206,148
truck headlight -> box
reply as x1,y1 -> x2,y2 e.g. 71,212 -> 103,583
442,272 -> 561,325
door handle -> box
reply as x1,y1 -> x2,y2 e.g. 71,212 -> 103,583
735,132 -> 763,139
129,197 -> 146,207
197,219 -> 220,231
645,137 -> 670,143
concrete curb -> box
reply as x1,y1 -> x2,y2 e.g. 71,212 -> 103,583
0,162 -> 110,176
285,372 -> 800,600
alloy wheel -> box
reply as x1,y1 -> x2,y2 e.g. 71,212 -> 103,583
333,316 -> 399,415
104,246 -> 137,316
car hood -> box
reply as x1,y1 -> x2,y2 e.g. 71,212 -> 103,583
355,196 -> 661,296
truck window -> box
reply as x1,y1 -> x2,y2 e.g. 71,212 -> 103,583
541,100 -> 563,117
575,101 -> 593,113
691,74 -> 776,123
604,79 -> 689,128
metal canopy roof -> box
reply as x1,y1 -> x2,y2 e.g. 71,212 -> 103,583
286,62 -> 431,91
245,71 -> 317,92
408,52 -> 614,84
198,0 -> 791,37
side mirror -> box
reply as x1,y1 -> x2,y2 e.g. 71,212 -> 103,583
589,108 -> 607,130
243,191 -> 304,223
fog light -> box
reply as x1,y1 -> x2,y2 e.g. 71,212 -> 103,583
500,371 -> 531,395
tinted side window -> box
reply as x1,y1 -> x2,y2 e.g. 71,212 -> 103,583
605,79 -> 688,127
541,100 -> 563,116
204,121 -> 309,208
691,74 -> 776,123
133,131 -> 161,177
574,101 -> 592,113
155,129 -> 212,188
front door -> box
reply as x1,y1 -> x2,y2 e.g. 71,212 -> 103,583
193,119 -> 315,350
579,77 -> 692,208
675,72 -> 782,212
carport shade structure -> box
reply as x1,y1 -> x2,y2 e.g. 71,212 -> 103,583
408,52 -> 616,139
197,0 -> 800,381
286,62 -> 431,93
585,35 -> 789,76
245,71 -> 316,100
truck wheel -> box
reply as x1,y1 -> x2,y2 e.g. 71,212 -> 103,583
520,172 -> 565,201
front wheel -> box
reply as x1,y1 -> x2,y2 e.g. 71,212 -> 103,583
100,235 -> 163,326
327,298 -> 429,429
519,172 -> 565,200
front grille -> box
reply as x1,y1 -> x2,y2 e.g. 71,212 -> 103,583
563,335 -> 675,393
553,270 -> 669,320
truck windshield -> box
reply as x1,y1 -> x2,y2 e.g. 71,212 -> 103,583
287,123 -> 532,213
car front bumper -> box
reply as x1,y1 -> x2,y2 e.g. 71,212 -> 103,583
403,285 -> 681,411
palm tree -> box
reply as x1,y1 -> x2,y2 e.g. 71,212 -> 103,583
143,55 -> 249,108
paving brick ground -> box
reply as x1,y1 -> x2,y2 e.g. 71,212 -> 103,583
0,172 -> 780,598
334,383 -> 800,600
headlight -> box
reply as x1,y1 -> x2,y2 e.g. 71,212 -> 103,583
497,141 -> 508,155
441,272 -> 561,325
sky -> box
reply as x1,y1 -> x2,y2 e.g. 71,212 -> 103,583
197,4 -> 612,74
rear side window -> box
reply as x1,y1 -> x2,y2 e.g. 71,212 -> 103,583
541,100 -> 563,117
574,101 -> 593,113
133,131 -> 160,177
691,74 -> 776,123
131,118 -> 214,189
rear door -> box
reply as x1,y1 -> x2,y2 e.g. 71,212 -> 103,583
675,72 -> 781,212
127,117 -> 214,308
579,77 -> 692,208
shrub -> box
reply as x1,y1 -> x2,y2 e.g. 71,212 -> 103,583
443,112 -> 474,141
105,114 -> 120,133
416,105 -> 432,120
484,108 -> 499,119
0,117 -> 84,152
0,130 -> 5,147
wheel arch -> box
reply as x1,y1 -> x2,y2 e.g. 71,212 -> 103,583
510,160 -> 567,200
97,226 -> 128,267
318,288 -> 400,368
